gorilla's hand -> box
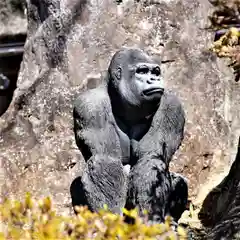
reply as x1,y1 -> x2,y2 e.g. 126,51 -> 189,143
126,157 -> 171,222
82,155 -> 128,213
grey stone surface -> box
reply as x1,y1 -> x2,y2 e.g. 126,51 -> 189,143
0,0 -> 27,35
0,0 -> 239,217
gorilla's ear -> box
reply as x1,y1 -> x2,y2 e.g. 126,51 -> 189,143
115,67 -> 122,80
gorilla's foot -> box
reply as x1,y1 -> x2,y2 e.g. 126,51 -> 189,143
82,155 -> 128,214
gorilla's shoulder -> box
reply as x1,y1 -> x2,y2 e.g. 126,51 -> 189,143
73,85 -> 111,121
158,91 -> 185,120
161,91 -> 184,111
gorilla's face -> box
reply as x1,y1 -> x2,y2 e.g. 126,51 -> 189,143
130,62 -> 164,104
108,48 -> 164,106
117,54 -> 164,106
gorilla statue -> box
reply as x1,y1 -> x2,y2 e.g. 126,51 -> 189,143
71,48 -> 188,224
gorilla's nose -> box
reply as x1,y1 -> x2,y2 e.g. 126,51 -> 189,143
147,78 -> 158,84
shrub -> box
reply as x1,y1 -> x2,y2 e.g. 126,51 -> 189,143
208,0 -> 240,81
210,27 -> 240,81
0,193 -> 187,240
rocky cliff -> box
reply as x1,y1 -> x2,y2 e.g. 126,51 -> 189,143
0,0 -> 239,224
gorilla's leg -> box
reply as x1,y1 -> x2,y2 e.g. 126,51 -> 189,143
125,158 -> 171,223
167,172 -> 188,222
70,155 -> 128,214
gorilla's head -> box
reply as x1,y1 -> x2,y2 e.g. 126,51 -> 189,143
108,48 -> 164,106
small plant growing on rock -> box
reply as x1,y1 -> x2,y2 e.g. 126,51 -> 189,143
209,0 -> 240,81
210,27 -> 240,81
0,193 -> 187,240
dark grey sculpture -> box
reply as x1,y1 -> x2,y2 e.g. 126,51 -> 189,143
71,48 -> 188,223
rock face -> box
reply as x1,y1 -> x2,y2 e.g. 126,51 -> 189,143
0,0 -> 239,216
0,0 -> 27,35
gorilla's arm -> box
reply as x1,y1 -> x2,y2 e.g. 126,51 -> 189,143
135,92 -> 185,165
126,157 -> 171,222
73,88 -> 122,160
72,87 -> 127,213
126,92 -> 186,221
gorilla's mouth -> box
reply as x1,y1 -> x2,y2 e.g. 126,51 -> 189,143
143,88 -> 164,96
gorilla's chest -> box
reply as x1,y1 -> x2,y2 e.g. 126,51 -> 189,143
114,120 -> 152,164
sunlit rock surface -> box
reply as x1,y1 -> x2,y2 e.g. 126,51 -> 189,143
0,0 -> 27,35
0,0 -> 239,221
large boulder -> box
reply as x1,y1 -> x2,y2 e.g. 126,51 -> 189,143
0,0 -> 239,218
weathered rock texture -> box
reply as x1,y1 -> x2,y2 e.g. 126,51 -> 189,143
0,0 -> 27,35
0,0 -> 239,217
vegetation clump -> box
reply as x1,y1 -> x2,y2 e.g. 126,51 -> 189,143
0,193 -> 187,240
210,27 -> 240,80
209,0 -> 240,81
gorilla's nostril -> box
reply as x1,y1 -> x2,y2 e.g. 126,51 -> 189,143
147,80 -> 152,84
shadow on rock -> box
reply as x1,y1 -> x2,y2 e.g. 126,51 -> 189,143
70,176 -> 89,213
0,33 -> 26,116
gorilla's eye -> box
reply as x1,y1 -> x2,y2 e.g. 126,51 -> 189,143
152,67 -> 161,76
136,66 -> 149,74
